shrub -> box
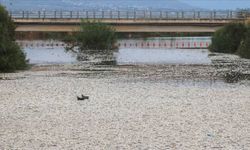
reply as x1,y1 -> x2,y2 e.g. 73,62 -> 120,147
209,23 -> 247,53
237,26 -> 250,59
0,42 -> 27,72
0,5 -> 28,72
65,20 -> 117,52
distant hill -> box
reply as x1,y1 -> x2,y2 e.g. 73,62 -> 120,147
1,0 -> 199,11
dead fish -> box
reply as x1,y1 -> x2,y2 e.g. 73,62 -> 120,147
77,95 -> 89,100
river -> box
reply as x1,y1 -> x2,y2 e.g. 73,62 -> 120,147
20,37 -> 212,65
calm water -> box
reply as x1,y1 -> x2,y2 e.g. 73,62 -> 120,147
20,37 -> 212,65
117,48 -> 211,65
24,47 -> 211,65
24,47 -> 76,64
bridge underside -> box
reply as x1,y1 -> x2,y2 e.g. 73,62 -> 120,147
14,18 -> 237,33
15,25 -> 221,33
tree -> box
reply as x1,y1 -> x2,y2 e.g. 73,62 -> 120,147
209,23 -> 247,53
237,26 -> 250,59
64,20 -> 118,62
65,20 -> 117,52
0,5 -> 28,72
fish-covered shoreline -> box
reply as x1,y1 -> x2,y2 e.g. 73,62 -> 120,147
0,53 -> 250,149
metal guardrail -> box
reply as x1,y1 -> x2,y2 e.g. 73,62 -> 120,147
10,10 -> 245,20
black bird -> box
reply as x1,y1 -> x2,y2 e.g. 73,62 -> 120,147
77,95 -> 89,101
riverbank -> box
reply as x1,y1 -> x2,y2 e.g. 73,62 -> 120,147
0,53 -> 250,149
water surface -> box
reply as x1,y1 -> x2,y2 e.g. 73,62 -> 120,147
23,47 -> 211,65
25,47 -> 76,64
117,48 -> 211,65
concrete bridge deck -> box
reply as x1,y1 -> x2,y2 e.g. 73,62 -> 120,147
14,18 -> 242,33
11,10 -> 247,33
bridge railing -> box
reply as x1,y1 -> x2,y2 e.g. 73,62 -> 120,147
10,10 -> 244,20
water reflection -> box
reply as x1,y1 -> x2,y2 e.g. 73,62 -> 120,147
24,47 -> 211,65
117,48 -> 211,65
20,37 -> 212,64
24,47 -> 76,64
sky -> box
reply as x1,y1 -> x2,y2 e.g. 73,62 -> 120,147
179,0 -> 250,10
0,0 -> 250,10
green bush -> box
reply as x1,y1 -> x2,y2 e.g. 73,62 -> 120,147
209,23 -> 247,53
0,5 -> 28,72
237,26 -> 250,59
65,20 -> 117,52
0,42 -> 27,72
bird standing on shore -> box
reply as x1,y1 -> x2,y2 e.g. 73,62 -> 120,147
77,95 -> 89,101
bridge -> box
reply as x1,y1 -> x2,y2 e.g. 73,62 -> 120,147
11,10 -> 247,33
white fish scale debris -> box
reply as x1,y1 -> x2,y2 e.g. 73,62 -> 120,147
0,65 -> 250,149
